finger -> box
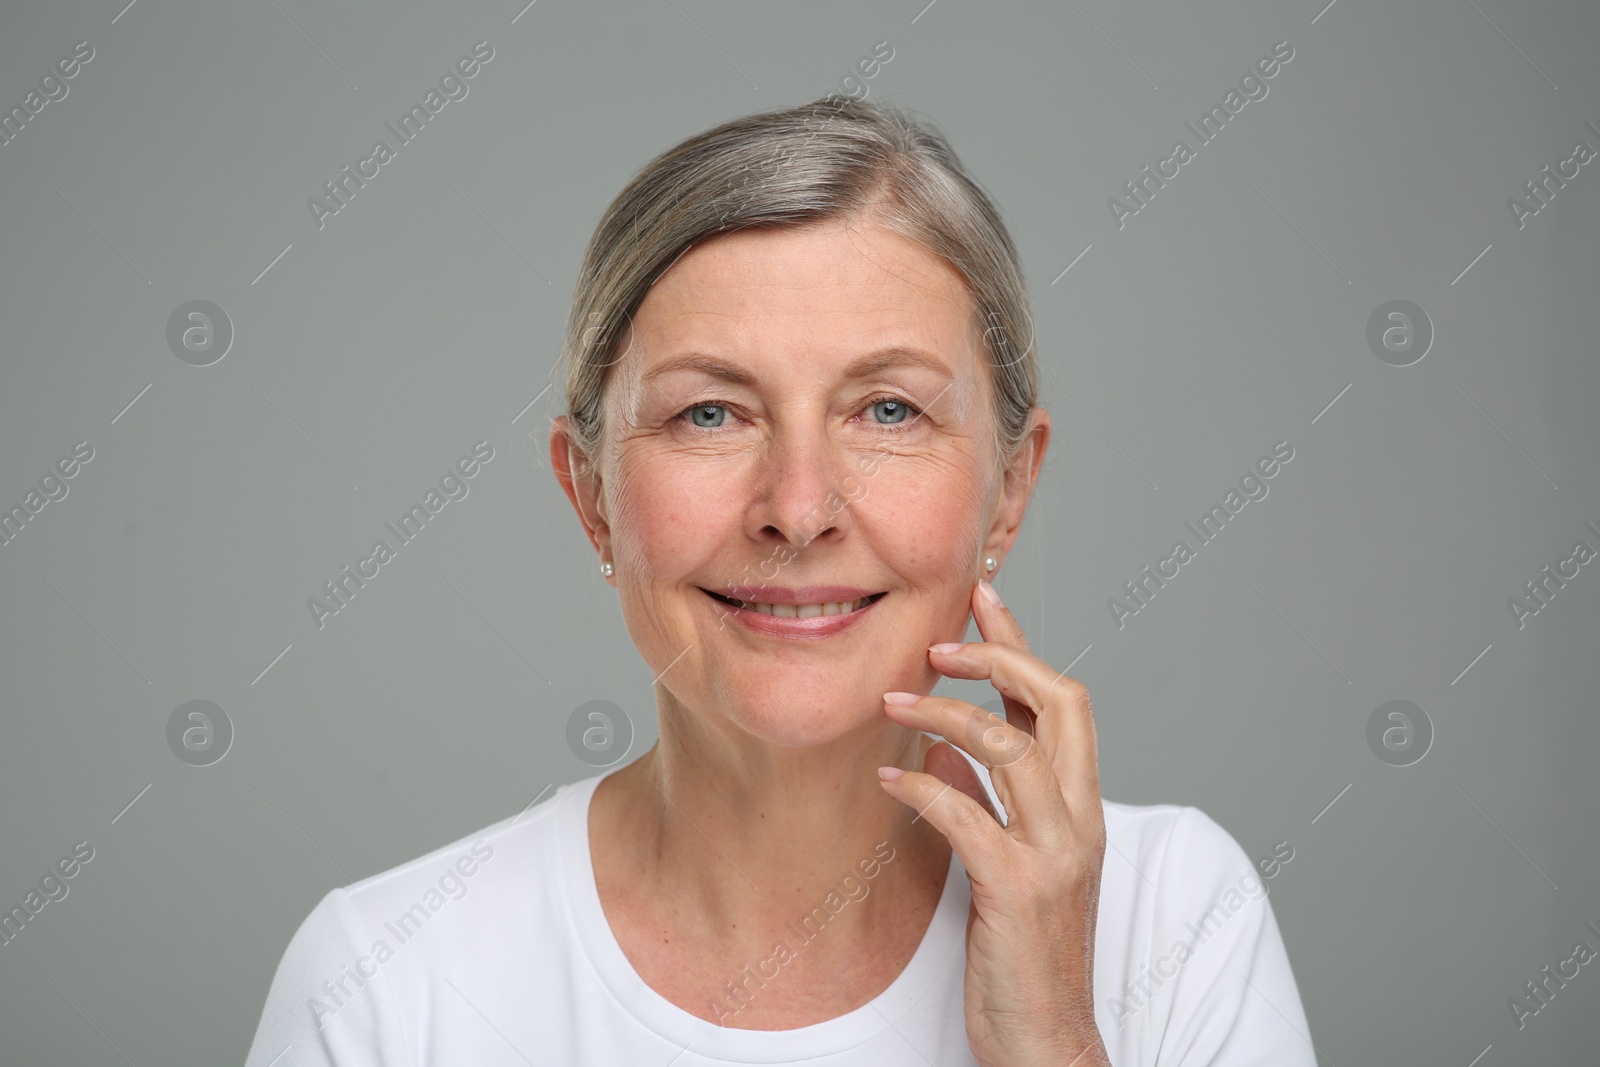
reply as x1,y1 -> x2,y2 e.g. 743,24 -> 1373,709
968,580 -> 1035,729
924,642 -> 1102,825
921,740 -> 1001,824
972,579 -> 1030,652
927,641 -> 1074,746
877,765 -> 1007,879
884,693 -> 1070,848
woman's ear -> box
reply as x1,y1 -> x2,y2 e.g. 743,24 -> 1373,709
981,405 -> 1051,565
550,415 -> 612,561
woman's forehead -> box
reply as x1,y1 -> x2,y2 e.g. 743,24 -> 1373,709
619,224 -> 983,374
641,222 -> 972,327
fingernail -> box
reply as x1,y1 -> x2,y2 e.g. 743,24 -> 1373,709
928,642 -> 964,655
877,766 -> 904,781
978,579 -> 1003,606
882,691 -> 921,706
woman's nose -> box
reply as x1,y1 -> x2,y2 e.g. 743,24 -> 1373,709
747,426 -> 855,549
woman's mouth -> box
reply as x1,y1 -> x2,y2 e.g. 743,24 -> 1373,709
701,589 -> 887,617
699,587 -> 888,637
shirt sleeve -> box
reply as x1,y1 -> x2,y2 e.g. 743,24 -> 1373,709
1144,807 -> 1318,1067
242,888 -> 413,1067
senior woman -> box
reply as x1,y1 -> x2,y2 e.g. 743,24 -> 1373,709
246,97 -> 1314,1066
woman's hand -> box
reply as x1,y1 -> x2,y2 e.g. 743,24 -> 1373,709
877,578 -> 1110,1067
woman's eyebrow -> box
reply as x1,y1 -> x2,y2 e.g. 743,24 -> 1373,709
841,346 -> 955,381
641,346 -> 956,386
642,354 -> 758,386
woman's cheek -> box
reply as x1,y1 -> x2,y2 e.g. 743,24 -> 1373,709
607,470 -> 682,574
861,453 -> 987,533
611,465 -> 732,576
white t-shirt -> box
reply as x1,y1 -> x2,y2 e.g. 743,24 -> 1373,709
244,766 -> 1315,1066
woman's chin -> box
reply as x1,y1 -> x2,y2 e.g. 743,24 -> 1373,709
720,681 -> 934,748
722,695 -> 894,750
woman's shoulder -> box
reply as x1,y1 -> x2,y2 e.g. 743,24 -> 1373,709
345,774 -> 596,911
1100,797 -> 1265,900
244,776 -> 606,1065
289,773 -> 601,956
1093,799 -> 1312,1059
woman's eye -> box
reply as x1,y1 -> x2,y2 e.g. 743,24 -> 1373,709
684,404 -> 728,428
869,398 -> 914,425
680,399 -> 918,430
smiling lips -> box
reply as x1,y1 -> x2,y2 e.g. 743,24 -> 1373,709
700,586 -> 887,632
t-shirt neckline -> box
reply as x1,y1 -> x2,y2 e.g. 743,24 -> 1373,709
557,769 -> 967,1063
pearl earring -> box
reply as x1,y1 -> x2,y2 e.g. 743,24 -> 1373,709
600,561 -> 614,577
983,556 -> 997,573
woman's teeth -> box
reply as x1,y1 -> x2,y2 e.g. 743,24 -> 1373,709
741,596 -> 873,617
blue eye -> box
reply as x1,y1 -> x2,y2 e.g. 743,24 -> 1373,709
686,404 -> 727,428
680,397 -> 920,430
870,398 -> 911,424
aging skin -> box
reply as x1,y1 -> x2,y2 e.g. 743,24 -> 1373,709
552,210 -> 1051,1031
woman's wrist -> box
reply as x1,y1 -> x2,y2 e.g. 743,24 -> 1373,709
1022,1029 -> 1111,1067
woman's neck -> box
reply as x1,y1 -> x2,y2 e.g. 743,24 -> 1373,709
590,724 -> 952,961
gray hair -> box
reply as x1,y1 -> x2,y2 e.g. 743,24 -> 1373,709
558,94 -> 1038,475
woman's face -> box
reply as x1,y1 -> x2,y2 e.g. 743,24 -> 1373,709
556,214 -> 1047,750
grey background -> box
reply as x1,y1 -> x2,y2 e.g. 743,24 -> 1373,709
1,0 -> 1597,1063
